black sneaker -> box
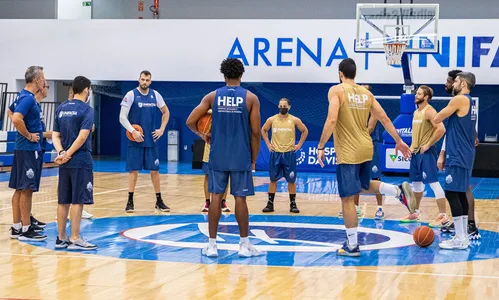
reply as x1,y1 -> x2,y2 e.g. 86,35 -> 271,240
155,200 -> 170,212
32,223 -> 44,233
262,201 -> 274,213
290,201 -> 300,213
441,221 -> 455,233
125,199 -> 134,213
10,227 -> 21,239
18,226 -> 47,241
30,215 -> 46,228
468,224 -> 481,240
55,237 -> 71,249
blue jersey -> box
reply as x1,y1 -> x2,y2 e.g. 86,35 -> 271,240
54,100 -> 94,169
12,89 -> 42,151
121,88 -> 166,148
209,86 -> 252,171
445,94 -> 477,170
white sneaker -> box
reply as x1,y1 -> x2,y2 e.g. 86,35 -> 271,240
82,210 -> 93,219
202,243 -> 218,257
439,236 -> 470,250
238,242 -> 262,257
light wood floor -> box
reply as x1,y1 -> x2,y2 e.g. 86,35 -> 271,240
0,172 -> 498,299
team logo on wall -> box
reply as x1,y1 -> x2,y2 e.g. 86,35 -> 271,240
21,215 -> 498,267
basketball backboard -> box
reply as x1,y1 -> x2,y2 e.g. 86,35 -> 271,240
355,3 -> 439,53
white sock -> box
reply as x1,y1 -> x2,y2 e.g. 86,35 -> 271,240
22,225 -> 30,232
415,209 -> 421,214
13,223 -> 21,230
355,205 -> 359,211
379,183 -> 400,197
209,238 -> 217,246
240,237 -> 249,245
346,227 -> 358,247
377,205 -> 383,210
463,215 -> 469,231
453,216 -> 465,240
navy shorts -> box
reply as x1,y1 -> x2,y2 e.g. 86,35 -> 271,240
58,168 -> 94,205
336,161 -> 371,198
202,162 -> 210,174
269,151 -> 297,183
126,146 -> 159,171
370,142 -> 381,179
209,170 -> 254,197
9,150 -> 43,192
409,146 -> 439,184
444,166 -> 471,193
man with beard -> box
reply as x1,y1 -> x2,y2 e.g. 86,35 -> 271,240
119,71 -> 171,213
439,70 -> 480,239
401,85 -> 448,228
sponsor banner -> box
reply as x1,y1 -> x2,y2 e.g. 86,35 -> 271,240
256,141 -> 337,173
385,148 -> 411,170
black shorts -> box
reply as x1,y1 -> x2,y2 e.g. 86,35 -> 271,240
58,168 -> 94,205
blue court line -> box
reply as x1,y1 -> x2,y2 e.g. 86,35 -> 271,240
0,160 -> 497,200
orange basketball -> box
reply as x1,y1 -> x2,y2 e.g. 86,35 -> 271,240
126,124 -> 144,141
413,226 -> 435,247
197,113 -> 212,135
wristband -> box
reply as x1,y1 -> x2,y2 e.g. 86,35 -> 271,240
59,150 -> 65,155
317,147 -> 324,150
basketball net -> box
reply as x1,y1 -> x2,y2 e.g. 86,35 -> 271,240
383,42 -> 407,65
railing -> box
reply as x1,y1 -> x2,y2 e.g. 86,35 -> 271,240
0,83 -> 8,128
1,91 -> 59,132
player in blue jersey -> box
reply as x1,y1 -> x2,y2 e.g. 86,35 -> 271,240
52,76 -> 97,250
186,58 -> 262,258
8,66 -> 47,241
439,69 -> 480,239
8,80 -> 50,233
120,71 -> 170,213
433,72 -> 477,250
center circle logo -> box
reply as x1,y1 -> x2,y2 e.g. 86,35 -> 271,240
21,214 -> 498,267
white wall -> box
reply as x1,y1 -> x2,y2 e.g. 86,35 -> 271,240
57,0 -> 92,19
0,19 -> 498,90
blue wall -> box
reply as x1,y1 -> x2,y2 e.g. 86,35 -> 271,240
103,81 -> 499,162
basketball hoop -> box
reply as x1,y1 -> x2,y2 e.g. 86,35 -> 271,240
383,42 -> 407,65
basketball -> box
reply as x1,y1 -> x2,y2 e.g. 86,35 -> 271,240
126,124 -> 144,141
413,226 -> 435,247
197,113 -> 212,135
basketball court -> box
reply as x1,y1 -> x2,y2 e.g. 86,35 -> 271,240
0,1 -> 499,299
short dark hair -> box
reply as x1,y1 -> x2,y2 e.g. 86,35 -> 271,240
279,98 -> 291,105
25,66 -> 43,84
339,58 -> 356,79
140,70 -> 151,77
361,84 -> 372,91
220,58 -> 245,80
457,72 -> 476,90
448,69 -> 462,80
72,76 -> 91,94
418,85 -> 433,100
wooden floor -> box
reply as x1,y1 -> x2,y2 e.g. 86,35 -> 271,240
0,171 -> 498,299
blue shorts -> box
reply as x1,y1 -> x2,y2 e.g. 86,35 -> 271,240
409,146 -> 438,184
202,162 -> 210,174
370,142 -> 381,179
58,168 -> 94,205
444,166 -> 471,193
269,151 -> 297,183
209,170 -> 254,197
126,146 -> 159,171
336,161 -> 371,198
8,150 -> 43,192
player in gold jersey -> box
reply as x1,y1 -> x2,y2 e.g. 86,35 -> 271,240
318,58 -> 415,256
403,85 -> 448,226
201,110 -> 230,212
261,98 -> 308,213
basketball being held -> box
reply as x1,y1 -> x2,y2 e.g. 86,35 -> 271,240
413,226 -> 435,247
197,111 -> 212,135
126,124 -> 144,142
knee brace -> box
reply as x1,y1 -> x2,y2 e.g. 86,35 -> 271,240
429,182 -> 446,199
412,181 -> 425,193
